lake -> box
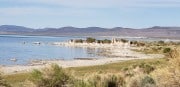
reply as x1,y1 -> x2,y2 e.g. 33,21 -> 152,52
0,35 -> 105,65
0,35 -> 178,66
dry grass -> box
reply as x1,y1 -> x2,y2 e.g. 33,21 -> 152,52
4,44 -> 180,87
68,58 -> 167,77
3,73 -> 33,87
2,58 -> 167,87
151,47 -> 180,87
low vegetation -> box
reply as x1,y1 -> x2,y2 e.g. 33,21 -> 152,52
69,58 -> 167,76
72,37 -> 130,44
120,39 -> 128,43
97,39 -> 111,44
163,47 -> 171,53
151,48 -> 180,86
2,41 -> 180,87
3,58 -> 168,87
74,74 -> 126,87
86,37 -> 96,43
0,74 -> 11,87
30,64 -> 73,87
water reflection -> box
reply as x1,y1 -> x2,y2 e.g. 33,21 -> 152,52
0,35 -> 105,65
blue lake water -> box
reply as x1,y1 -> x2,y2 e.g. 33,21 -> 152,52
0,35 -> 104,65
0,35 -> 179,65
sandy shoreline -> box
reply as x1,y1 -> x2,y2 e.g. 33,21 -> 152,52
0,47 -> 164,75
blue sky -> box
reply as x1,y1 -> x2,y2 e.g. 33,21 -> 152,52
0,0 -> 180,28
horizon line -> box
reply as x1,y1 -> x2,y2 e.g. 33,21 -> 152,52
1,25 -> 180,29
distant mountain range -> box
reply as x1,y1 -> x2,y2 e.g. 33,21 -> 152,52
0,25 -> 180,39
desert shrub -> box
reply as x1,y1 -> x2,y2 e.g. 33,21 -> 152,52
127,75 -> 156,87
106,75 -> 119,87
86,37 -> 96,43
157,47 -> 162,50
30,69 -> 43,84
97,40 -> 102,43
139,63 -> 155,74
120,39 -> 128,43
30,65 -> 126,87
150,47 -> 158,53
158,41 -> 165,45
74,39 -> 83,43
127,75 -> 142,87
169,48 -> 179,59
124,72 -> 134,77
88,75 -> 102,87
163,47 -> 171,53
138,42 -> 146,47
82,74 -> 125,87
122,67 -> 129,71
130,41 -> 138,45
152,67 -> 180,87
30,64 -> 73,87
141,76 -> 156,87
74,79 -> 89,87
152,48 -> 180,87
102,39 -> 111,44
163,48 -> 179,59
97,39 -> 111,44
0,74 -> 11,87
124,62 -> 155,75
104,75 -> 125,87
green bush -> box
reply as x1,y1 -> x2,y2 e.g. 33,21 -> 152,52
158,41 -> 165,45
122,67 -> 129,71
102,39 -> 111,44
30,64 -> 126,87
139,63 -> 155,74
127,75 -> 142,87
120,39 -> 128,43
30,69 -> 43,84
163,48 -> 171,53
128,75 -> 156,87
86,37 -> 96,43
31,64 -> 73,87
74,39 -> 83,43
141,76 -> 156,87
79,74 -> 125,87
97,40 -> 102,43
97,39 -> 111,44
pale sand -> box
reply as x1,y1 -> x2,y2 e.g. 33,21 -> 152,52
0,48 -> 164,75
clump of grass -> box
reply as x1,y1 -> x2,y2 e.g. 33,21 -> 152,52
138,63 -> 155,74
30,64 -> 73,87
127,75 -> 156,87
163,47 -> 171,53
141,76 -> 156,87
152,48 -> 180,87
123,62 -> 155,76
0,73 -> 11,87
3,73 -> 31,87
81,74 -> 125,87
